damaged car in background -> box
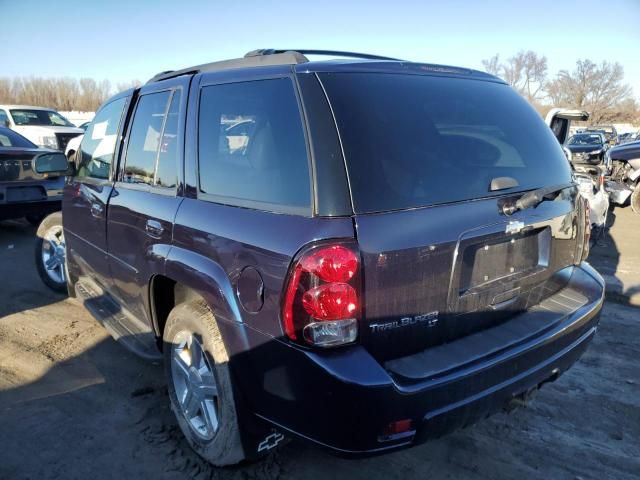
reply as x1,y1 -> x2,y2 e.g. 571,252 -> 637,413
545,108 -> 609,228
564,132 -> 608,167
605,140 -> 640,214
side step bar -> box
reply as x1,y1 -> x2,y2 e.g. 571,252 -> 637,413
75,277 -> 162,361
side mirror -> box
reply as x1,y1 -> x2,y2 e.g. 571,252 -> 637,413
33,152 -> 73,176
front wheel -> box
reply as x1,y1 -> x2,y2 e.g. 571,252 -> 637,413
34,212 -> 68,293
163,301 -> 246,466
631,186 -> 640,215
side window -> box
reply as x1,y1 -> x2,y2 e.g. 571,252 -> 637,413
77,97 -> 127,180
198,78 -> 311,212
123,91 -> 171,185
155,90 -> 180,188
0,109 -> 9,126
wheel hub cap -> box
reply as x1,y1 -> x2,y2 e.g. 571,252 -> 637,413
42,225 -> 66,285
171,332 -> 219,440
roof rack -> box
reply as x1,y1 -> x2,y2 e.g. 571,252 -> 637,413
245,49 -> 402,62
147,49 -> 401,84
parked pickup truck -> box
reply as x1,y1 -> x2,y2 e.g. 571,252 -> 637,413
0,105 -> 83,151
34,49 -> 605,467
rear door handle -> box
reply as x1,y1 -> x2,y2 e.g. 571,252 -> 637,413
145,219 -> 164,238
90,202 -> 103,217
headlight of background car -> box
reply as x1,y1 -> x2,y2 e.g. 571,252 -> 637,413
588,149 -> 603,156
38,135 -> 58,150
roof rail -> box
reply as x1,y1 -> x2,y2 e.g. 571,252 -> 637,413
245,49 -> 402,61
146,49 -> 402,84
146,51 -> 309,84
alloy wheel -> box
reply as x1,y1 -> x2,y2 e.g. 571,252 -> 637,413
171,332 -> 220,440
41,225 -> 66,285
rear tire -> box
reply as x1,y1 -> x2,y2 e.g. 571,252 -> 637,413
163,301 -> 246,466
34,212 -> 68,294
631,186 -> 640,215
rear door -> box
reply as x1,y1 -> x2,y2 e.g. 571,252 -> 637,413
106,77 -> 188,324
319,72 -> 582,360
63,95 -> 130,289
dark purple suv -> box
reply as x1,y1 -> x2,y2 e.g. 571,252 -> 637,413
35,49 -> 604,466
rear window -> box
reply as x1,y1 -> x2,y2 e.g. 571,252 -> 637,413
320,73 -> 572,213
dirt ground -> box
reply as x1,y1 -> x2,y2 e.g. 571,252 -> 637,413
0,215 -> 639,480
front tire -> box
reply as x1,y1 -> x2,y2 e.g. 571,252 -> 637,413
35,212 -> 68,293
163,301 -> 246,466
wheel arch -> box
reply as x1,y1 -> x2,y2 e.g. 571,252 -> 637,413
150,246 -> 249,354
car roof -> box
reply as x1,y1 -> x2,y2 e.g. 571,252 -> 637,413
0,105 -> 59,110
147,49 -> 504,85
293,59 -> 501,82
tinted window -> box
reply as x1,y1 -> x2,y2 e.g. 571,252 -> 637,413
320,73 -> 572,213
0,110 -> 9,126
78,97 -> 127,180
198,78 -> 310,212
0,127 -> 37,148
155,90 -> 180,188
123,91 -> 171,185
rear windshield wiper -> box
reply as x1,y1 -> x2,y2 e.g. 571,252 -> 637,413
502,184 -> 571,215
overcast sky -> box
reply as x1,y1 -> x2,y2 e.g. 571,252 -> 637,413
2,0 -> 639,97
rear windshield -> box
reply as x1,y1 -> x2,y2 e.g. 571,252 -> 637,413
319,73 -> 572,213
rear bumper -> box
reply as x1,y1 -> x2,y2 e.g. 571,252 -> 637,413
237,263 -> 604,456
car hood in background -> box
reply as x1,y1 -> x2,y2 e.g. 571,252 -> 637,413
13,125 -> 84,136
608,141 -> 640,161
565,145 -> 604,153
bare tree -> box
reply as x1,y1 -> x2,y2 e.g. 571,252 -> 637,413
481,50 -> 548,102
0,76 -> 135,111
615,97 -> 640,125
482,54 -> 501,76
546,60 -> 634,124
116,80 -> 142,92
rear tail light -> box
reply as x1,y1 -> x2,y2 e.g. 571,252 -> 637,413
582,197 -> 591,261
576,196 -> 591,263
598,169 -> 606,190
282,241 -> 361,347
